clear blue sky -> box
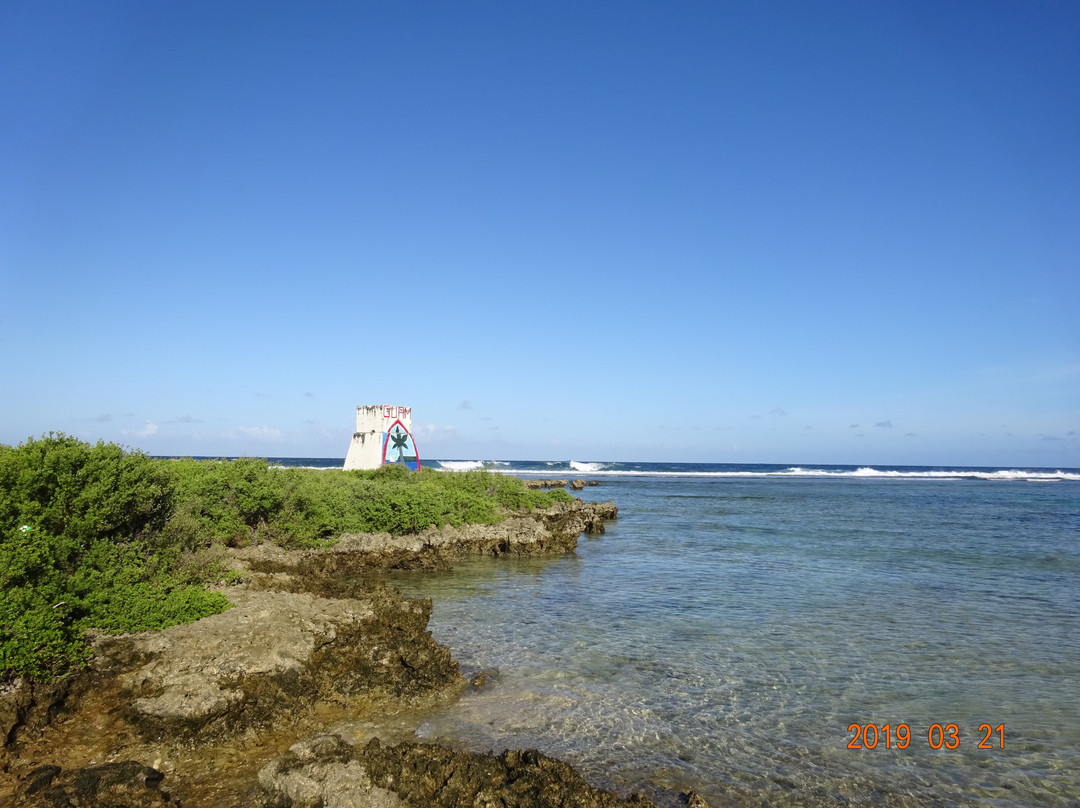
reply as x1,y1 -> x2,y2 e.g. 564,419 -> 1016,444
2,1 -> 1077,467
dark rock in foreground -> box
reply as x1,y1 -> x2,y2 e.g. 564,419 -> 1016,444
0,678 -> 70,749
15,761 -> 172,807
1,499 -> 673,808
92,584 -> 462,743
259,733 -> 673,808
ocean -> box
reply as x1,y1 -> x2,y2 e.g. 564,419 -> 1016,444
271,459 -> 1080,807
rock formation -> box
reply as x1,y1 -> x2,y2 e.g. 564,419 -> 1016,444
258,733 -> 665,808
523,479 -> 569,489
0,498 -> 714,808
234,499 -> 618,575
91,585 -> 461,743
14,761 -> 173,807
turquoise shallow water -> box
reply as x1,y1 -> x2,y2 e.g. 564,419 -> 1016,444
331,466 -> 1080,807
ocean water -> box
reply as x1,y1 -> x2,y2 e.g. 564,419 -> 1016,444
274,459 -> 1080,807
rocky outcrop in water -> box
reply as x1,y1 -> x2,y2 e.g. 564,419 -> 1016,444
523,479 -> 601,490
524,478 -> 569,489
236,499 -> 618,575
1,499 -> 643,807
3,502 -> 618,757
258,733 -> 671,808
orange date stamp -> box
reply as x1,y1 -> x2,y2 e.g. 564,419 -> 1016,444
847,723 -> 1005,750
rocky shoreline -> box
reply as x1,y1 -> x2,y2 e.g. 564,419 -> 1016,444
1,495 -> 713,807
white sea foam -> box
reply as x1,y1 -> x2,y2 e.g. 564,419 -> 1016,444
570,461 -> 605,473
507,466 -> 1080,481
778,467 -> 1080,482
438,460 -> 484,471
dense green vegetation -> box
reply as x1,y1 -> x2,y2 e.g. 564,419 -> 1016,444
0,434 -> 572,683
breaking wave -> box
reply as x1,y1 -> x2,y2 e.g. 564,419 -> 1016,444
569,461 -> 607,473
258,457 -> 1080,482
502,463 -> 1080,482
436,460 -> 485,472
778,467 -> 1080,481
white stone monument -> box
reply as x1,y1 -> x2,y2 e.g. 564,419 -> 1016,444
343,405 -> 421,470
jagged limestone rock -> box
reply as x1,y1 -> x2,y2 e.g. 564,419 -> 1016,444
92,586 -> 461,742
2,498 -> 641,808
258,734 -> 684,808
235,500 -> 619,574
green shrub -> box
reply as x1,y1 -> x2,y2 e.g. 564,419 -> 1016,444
0,435 -> 576,683
0,433 -> 172,558
0,436 -> 230,682
161,460 -> 568,544
0,584 -> 89,681
161,457 -> 285,548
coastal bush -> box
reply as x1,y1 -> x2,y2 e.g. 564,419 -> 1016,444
344,466 -> 502,532
162,456 -> 286,548
0,433 -> 173,554
0,583 -> 89,681
160,460 -> 572,544
0,436 -> 230,682
0,436 -> 575,683
438,469 -> 575,511
335,467 -> 572,534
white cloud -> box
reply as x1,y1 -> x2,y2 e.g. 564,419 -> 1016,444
412,420 -> 457,437
135,421 -> 158,437
235,426 -> 284,441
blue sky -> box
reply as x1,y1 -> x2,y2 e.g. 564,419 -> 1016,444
2,1 -> 1077,467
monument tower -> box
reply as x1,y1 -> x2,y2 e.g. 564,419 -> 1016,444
343,405 -> 421,471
